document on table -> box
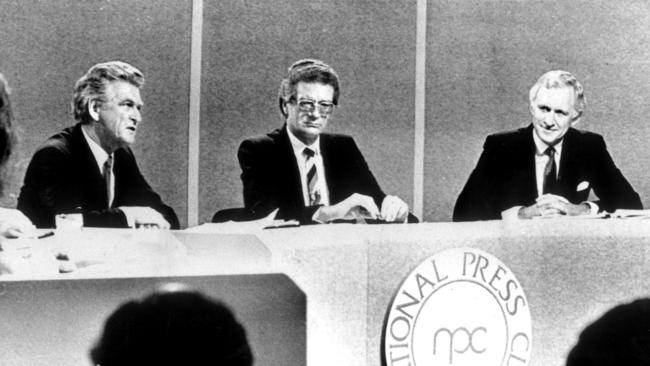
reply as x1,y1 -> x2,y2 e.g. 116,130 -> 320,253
610,209 -> 650,219
183,209 -> 299,234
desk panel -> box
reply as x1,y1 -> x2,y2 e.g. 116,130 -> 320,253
0,274 -> 305,366
2,221 -> 649,366
258,220 -> 650,366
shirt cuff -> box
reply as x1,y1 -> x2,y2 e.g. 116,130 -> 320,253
583,201 -> 599,215
501,206 -> 523,220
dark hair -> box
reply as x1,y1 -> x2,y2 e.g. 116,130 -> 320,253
0,74 -> 15,195
566,298 -> 650,366
72,61 -> 144,123
90,287 -> 253,366
277,58 -> 340,117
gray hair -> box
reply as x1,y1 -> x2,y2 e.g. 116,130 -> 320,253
72,61 -> 144,123
529,70 -> 586,117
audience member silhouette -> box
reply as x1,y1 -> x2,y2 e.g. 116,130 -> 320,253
566,298 -> 650,366
90,284 -> 253,366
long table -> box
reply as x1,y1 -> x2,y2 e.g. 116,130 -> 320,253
2,219 -> 650,366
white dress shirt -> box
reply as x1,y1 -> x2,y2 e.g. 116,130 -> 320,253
501,130 -> 597,219
81,126 -> 138,227
81,125 -> 114,207
286,128 -> 330,206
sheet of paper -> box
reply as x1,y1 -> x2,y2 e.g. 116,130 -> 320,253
183,209 -> 299,234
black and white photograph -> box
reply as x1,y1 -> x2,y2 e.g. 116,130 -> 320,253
0,1 -> 649,365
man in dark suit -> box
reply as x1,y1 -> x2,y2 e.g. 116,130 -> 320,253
18,61 -> 179,229
454,70 -> 641,221
238,59 -> 409,223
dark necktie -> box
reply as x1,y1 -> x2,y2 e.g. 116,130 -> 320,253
303,148 -> 321,206
104,154 -> 114,208
542,146 -> 559,195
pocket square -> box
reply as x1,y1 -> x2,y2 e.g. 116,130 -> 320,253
576,181 -> 590,191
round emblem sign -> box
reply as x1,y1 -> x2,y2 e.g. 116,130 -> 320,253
383,248 -> 532,366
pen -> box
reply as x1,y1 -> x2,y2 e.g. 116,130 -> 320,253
37,231 -> 55,239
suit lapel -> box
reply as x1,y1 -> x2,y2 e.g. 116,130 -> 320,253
72,124 -> 110,208
278,126 -> 308,206
112,149 -> 131,207
557,128 -> 581,199
520,125 -> 538,201
320,134 -> 335,201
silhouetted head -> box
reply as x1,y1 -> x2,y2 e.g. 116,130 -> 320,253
90,285 -> 253,366
566,298 -> 650,366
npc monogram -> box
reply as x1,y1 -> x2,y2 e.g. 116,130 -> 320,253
383,248 -> 532,366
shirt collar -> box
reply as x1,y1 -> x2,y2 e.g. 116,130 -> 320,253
81,124 -> 111,169
287,127 -> 321,156
532,129 -> 563,157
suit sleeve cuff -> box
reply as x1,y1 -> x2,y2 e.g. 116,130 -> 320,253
119,208 -> 136,228
311,206 -> 328,224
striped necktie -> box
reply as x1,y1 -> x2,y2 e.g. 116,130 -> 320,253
303,147 -> 321,206
542,146 -> 559,194
104,154 -> 114,208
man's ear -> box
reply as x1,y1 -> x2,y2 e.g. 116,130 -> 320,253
280,100 -> 289,117
88,99 -> 100,121
571,111 -> 582,127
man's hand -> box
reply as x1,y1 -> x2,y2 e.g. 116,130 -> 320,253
314,193 -> 380,222
0,208 -> 36,238
518,194 -> 590,219
119,206 -> 171,229
380,195 -> 409,222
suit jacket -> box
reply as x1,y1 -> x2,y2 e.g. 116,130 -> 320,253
238,125 -> 386,223
17,123 -> 180,229
453,125 -> 642,221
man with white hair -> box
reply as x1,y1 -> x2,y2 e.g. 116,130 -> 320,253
453,70 -> 641,221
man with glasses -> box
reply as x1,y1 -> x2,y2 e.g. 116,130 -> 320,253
238,59 -> 409,223
453,70 -> 641,221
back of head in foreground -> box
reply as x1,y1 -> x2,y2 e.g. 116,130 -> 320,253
90,286 -> 253,366
566,298 -> 650,366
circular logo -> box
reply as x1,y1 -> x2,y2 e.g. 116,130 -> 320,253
383,248 -> 532,366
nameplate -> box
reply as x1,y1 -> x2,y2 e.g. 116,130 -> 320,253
383,247 -> 532,366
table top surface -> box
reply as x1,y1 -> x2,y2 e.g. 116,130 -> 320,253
2,218 -> 650,366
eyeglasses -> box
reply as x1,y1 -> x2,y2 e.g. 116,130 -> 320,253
293,98 -> 335,115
